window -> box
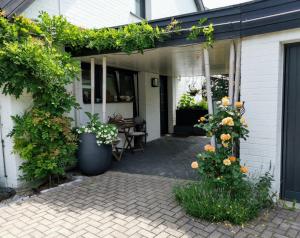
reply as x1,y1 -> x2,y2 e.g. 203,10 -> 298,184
81,63 -> 136,104
134,0 -> 146,18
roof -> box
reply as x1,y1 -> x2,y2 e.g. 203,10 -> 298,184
69,0 -> 300,57
0,0 -> 34,18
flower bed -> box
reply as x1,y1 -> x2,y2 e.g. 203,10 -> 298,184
174,97 -> 275,225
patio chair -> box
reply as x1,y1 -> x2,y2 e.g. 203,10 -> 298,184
123,117 -> 147,152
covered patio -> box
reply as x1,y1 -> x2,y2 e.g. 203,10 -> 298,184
72,39 -> 236,143
111,136 -> 209,180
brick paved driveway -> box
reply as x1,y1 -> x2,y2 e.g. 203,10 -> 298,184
0,172 -> 299,238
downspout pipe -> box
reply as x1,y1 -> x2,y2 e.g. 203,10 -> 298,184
194,0 -> 205,12
0,107 -> 7,179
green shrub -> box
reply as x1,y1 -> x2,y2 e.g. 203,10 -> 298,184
174,173 -> 275,225
194,97 -> 249,188
177,94 -> 208,110
177,93 -> 196,109
10,109 -> 77,184
179,97 -> 275,225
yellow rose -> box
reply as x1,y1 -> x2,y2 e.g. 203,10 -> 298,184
223,159 -> 231,166
240,117 -> 247,127
221,117 -> 234,126
220,134 -> 231,141
229,156 -> 237,163
240,166 -> 248,174
222,142 -> 229,148
191,161 -> 199,169
235,101 -> 243,108
221,96 -> 231,107
204,144 -> 215,153
198,117 -> 206,123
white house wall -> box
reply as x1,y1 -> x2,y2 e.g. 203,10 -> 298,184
23,0 -> 197,29
23,0 -> 141,28
149,0 -> 197,20
138,72 -> 160,142
240,28 -> 300,194
0,93 -> 32,188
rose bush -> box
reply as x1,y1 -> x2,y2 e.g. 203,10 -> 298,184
193,96 -> 249,188
175,97 -> 275,225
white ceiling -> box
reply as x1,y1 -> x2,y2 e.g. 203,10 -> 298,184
78,40 -> 231,77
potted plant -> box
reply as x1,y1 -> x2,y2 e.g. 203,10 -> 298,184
77,112 -> 118,176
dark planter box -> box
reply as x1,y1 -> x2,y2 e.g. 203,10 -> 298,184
176,108 -> 208,126
174,108 -> 208,136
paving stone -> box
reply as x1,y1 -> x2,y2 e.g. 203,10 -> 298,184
0,171 -> 299,238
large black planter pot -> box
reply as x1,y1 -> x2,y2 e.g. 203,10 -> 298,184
174,108 -> 208,136
78,133 -> 112,176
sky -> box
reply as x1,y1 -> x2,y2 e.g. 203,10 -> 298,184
202,0 -> 252,9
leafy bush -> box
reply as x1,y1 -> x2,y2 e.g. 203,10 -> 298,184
177,94 -> 208,110
10,109 -> 77,183
174,172 -> 275,225
177,94 -> 196,109
175,97 -> 274,224
195,97 -> 249,188
77,112 -> 118,145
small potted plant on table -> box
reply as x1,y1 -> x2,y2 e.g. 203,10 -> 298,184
77,112 -> 118,176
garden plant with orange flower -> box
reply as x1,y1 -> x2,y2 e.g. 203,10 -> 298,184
175,97 -> 275,225
193,97 -> 249,187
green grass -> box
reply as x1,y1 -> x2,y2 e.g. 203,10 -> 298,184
174,174 -> 274,225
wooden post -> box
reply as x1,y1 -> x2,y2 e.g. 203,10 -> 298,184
102,56 -> 107,123
228,41 -> 235,104
203,48 -> 215,147
90,57 -> 95,115
234,40 -> 241,102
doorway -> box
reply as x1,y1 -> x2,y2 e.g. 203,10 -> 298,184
282,43 -> 300,202
160,76 -> 168,135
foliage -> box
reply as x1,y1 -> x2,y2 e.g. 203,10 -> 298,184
174,173 -> 275,225
194,97 -> 249,187
177,94 -> 208,110
195,100 -> 208,110
202,76 -> 229,101
177,93 -> 196,109
0,39 -> 79,115
175,97 -> 273,224
77,112 -> 118,145
36,13 -> 214,54
0,13 -> 80,184
187,19 -> 214,47
9,109 -> 77,183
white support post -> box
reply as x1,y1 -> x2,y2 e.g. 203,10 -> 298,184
203,48 -> 213,115
228,41 -> 235,104
203,48 -> 215,147
234,40 -> 242,103
90,57 -> 95,115
102,56 -> 107,123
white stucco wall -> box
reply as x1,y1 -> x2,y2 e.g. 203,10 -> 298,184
23,0 -> 197,28
23,0 -> 141,28
149,0 -> 197,20
240,28 -> 300,193
138,72 -> 161,141
0,94 -> 32,188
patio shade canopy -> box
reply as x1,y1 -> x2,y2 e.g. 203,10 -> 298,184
68,0 -> 300,59
78,40 -> 231,77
